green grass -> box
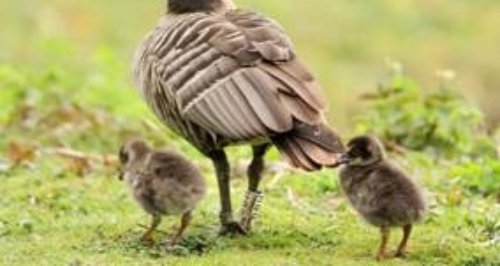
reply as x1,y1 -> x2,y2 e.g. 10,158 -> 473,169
1,144 -> 499,265
1,65 -> 499,265
1,1 -> 500,265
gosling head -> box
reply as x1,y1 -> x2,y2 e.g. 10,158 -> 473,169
339,135 -> 385,167
167,0 -> 235,14
118,138 -> 151,181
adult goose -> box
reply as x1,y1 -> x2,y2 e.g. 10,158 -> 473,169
133,0 -> 344,235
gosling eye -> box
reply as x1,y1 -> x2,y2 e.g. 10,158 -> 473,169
358,147 -> 373,160
119,147 -> 129,164
154,166 -> 169,177
348,146 -> 371,159
348,147 -> 362,158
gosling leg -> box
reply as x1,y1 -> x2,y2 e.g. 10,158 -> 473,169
395,224 -> 413,258
167,211 -> 192,246
141,214 -> 161,245
376,226 -> 391,261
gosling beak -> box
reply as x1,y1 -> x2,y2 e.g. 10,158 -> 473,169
337,154 -> 351,165
329,153 -> 351,168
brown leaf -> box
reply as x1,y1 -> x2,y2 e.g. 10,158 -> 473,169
5,103 -> 36,129
43,148 -> 93,177
66,157 -> 92,177
381,138 -> 407,154
102,154 -> 119,168
56,104 -> 84,124
43,147 -> 118,176
7,141 -> 37,166
46,148 -> 97,161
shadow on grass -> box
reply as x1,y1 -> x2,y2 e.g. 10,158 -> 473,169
85,222 -> 343,260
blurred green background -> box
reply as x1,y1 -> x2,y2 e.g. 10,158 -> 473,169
1,1 -> 500,265
2,0 -> 500,128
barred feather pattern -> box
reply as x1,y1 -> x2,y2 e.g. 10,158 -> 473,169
133,9 -> 343,168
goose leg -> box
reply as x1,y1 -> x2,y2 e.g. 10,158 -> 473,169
240,144 -> 270,232
209,150 -> 246,236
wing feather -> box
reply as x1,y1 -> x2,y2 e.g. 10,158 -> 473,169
279,93 -> 323,124
233,70 -> 292,132
134,9 -> 331,143
294,138 -> 340,166
201,95 -> 241,138
224,80 -> 267,134
285,138 -> 318,171
211,87 -> 247,138
260,63 -> 327,111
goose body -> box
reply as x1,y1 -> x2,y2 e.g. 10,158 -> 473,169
132,0 -> 344,234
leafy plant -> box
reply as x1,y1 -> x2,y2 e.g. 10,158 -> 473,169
355,69 -> 496,158
448,158 -> 500,199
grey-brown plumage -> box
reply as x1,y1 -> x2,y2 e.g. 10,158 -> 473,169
132,0 -> 344,234
338,135 -> 426,260
119,138 -> 206,246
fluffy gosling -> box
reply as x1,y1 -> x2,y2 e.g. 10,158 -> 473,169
338,135 -> 426,260
118,138 -> 206,247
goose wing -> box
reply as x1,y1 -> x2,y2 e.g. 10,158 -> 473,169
134,10 -> 328,141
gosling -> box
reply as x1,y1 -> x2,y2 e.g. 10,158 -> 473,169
118,138 -> 206,247
338,135 -> 426,260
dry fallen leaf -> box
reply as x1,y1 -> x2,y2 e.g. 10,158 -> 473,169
42,147 -> 118,177
9,103 -> 37,129
46,147 -> 98,161
6,141 -> 37,166
67,157 -> 92,177
102,154 -> 119,168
